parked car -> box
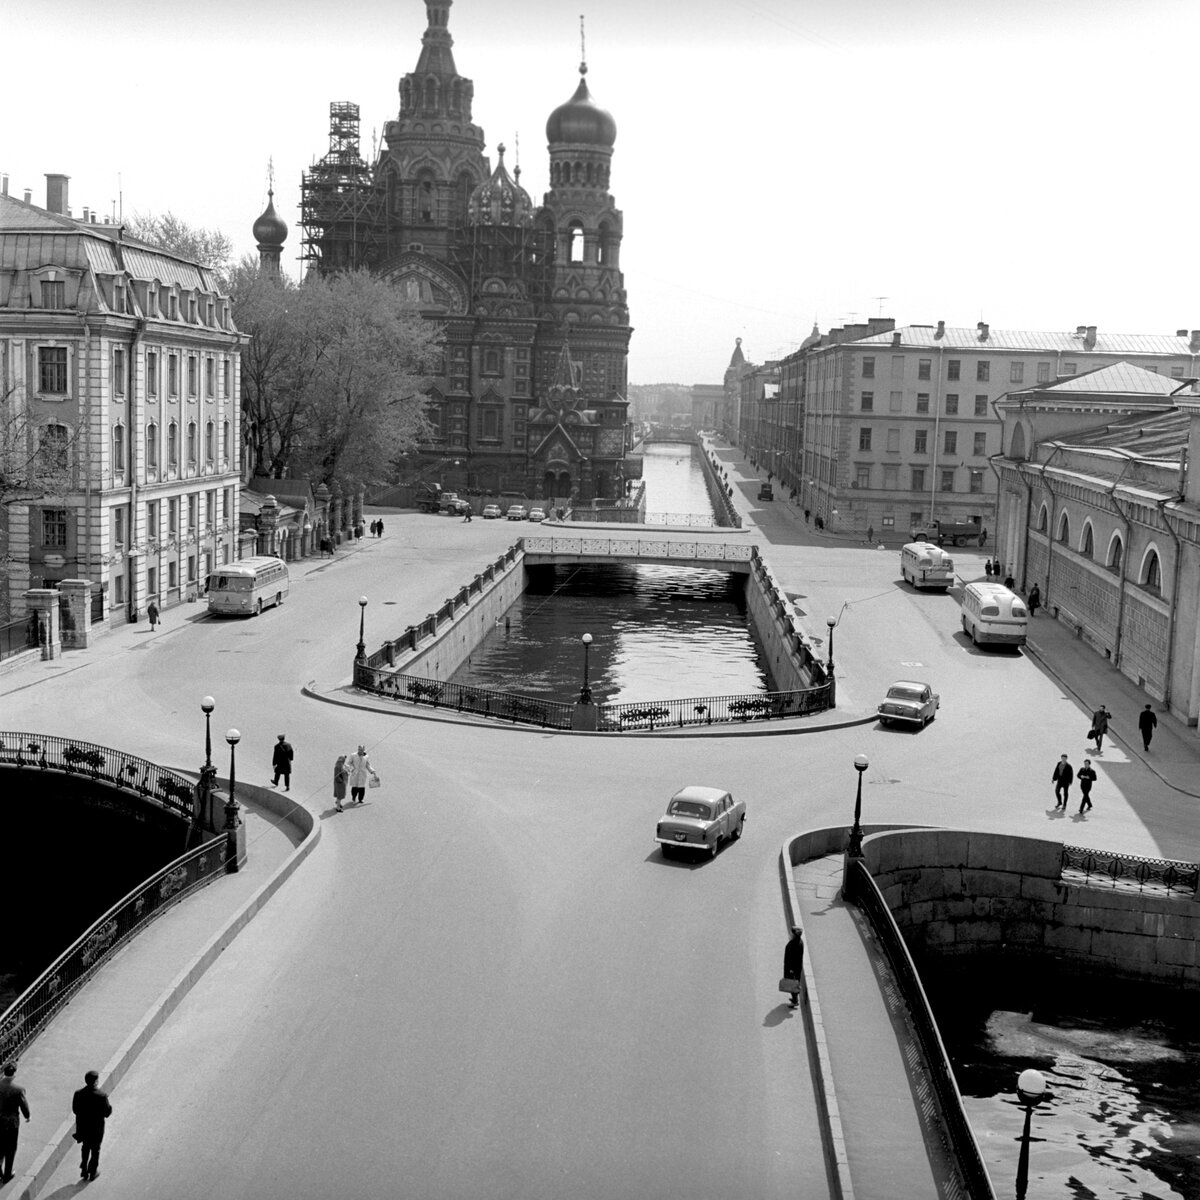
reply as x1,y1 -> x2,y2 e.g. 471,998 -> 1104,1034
655,785 -> 745,859
481,504 -> 503,519
506,505 -> 529,521
757,483 -> 774,501
877,680 -> 939,728
527,507 -> 546,523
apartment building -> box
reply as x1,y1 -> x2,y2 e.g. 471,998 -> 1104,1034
0,176 -> 241,624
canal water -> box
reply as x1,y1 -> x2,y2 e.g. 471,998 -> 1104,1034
450,443 -> 770,704
926,964 -> 1200,1200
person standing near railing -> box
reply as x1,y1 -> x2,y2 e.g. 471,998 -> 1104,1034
0,1062 -> 30,1182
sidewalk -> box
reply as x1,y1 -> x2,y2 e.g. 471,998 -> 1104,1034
8,785 -> 315,1198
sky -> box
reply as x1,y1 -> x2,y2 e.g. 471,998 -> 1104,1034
5,0 -> 1198,385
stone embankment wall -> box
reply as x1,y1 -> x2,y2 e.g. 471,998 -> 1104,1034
863,828 -> 1200,986
744,554 -> 819,692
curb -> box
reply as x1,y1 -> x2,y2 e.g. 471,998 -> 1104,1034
14,793 -> 322,1200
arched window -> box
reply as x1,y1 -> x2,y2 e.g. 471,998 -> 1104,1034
1142,549 -> 1162,593
223,420 -> 231,464
1107,535 -> 1123,572
168,422 -> 179,470
423,78 -> 438,111
1080,523 -> 1094,558
1037,504 -> 1048,532
568,222 -> 585,264
1057,512 -> 1070,544
187,421 -> 197,468
205,420 -> 215,465
598,222 -> 614,267
146,422 -> 158,471
419,176 -> 436,223
1009,425 -> 1027,460
483,347 -> 500,374
112,424 -> 125,473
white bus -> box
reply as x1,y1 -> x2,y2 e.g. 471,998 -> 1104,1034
207,556 -> 290,617
960,582 -> 1028,647
900,541 -> 955,591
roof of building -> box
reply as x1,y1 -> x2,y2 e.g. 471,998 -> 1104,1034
846,323 -> 1199,356
546,65 -> 617,147
468,145 -> 533,228
1039,361 -> 1188,397
1060,408 -> 1189,461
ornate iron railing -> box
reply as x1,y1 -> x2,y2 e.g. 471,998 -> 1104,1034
601,683 -> 834,731
0,834 -> 228,1063
846,858 -> 997,1199
0,732 -> 197,820
521,535 -> 754,562
1060,844 -> 1200,894
642,512 -> 717,527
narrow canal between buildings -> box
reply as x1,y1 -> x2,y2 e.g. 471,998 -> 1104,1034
450,442 -> 770,704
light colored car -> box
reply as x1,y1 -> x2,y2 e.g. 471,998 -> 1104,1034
655,785 -> 745,859
506,504 -> 528,521
481,504 -> 502,519
527,507 -> 546,523
877,680 -> 940,728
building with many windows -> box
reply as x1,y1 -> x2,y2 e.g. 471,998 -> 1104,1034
993,362 -> 1200,725
798,321 -> 1200,542
0,177 -> 240,624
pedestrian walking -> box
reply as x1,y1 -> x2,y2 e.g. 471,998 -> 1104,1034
1051,754 -> 1074,809
1028,583 -> 1041,616
1004,572 -> 1015,589
355,523 -> 364,542
0,1063 -> 30,1183
462,504 -> 473,522
1077,759 -> 1097,813
332,754 -> 349,812
376,519 -> 384,538
804,509 -> 811,523
347,744 -> 378,805
780,927 -> 805,1008
1089,705 -> 1111,752
867,525 -> 874,544
1138,703 -> 1158,751
147,600 -> 159,630
272,733 -> 294,790
71,1070 -> 111,1181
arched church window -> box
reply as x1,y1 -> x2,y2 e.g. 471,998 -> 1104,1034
1057,512 -> 1070,544
1037,505 -> 1048,532
424,78 -> 438,111
1142,549 -> 1162,593
1108,535 -> 1123,573
568,223 -> 585,264
598,222 -> 613,267
1080,523 -> 1094,558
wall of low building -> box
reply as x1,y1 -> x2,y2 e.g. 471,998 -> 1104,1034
863,828 -> 1200,986
743,555 -> 810,692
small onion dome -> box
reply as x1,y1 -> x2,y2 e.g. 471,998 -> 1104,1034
468,145 -> 533,227
800,322 -> 822,351
546,65 -> 616,147
253,190 -> 288,247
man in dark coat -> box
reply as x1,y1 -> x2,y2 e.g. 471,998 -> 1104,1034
272,734 -> 294,790
1028,584 -> 1041,616
1090,705 -> 1111,752
1052,755 -> 1073,809
1138,704 -> 1158,751
1077,759 -> 1097,814
72,1070 -> 112,1181
782,927 -> 805,1008
0,1062 -> 30,1182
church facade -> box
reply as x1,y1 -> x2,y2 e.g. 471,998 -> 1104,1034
299,0 -> 633,503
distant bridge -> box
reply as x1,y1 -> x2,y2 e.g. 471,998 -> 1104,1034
521,533 -> 753,572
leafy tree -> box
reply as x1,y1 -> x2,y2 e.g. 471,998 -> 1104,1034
125,212 -> 234,288
230,263 -> 441,487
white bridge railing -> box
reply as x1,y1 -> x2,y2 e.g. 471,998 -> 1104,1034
521,535 -> 754,562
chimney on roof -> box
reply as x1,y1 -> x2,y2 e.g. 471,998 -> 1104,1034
23,189 -> 32,205
1190,330 -> 1200,354
45,173 -> 69,215
1076,325 -> 1087,335
934,320 -> 945,340
82,207 -> 89,222
1084,325 -> 1098,351
892,331 -> 902,347
1,174 -> 7,197
977,321 -> 989,341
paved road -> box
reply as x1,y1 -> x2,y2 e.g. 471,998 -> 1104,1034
6,461 -> 1197,1198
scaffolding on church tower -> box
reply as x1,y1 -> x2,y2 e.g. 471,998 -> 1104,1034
299,102 -> 384,274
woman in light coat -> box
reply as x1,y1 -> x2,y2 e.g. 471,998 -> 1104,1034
347,745 -> 377,805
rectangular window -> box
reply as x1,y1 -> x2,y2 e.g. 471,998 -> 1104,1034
1062,362 -> 1078,375
1009,361 -> 1025,384
945,393 -> 959,415
947,360 -> 961,381
168,561 -> 178,590
889,391 -> 902,412
858,428 -> 872,451
890,355 -> 904,379
1172,365 -> 1186,378
974,395 -> 988,416
146,351 -> 158,397
1037,362 -> 1051,383
188,495 -> 198,532
944,431 -> 957,454
147,500 -> 159,541
168,292 -> 178,320
917,359 -> 931,380
914,429 -> 928,453
861,356 -> 875,379
860,392 -> 874,412
114,575 -> 125,605
915,393 -> 929,414
205,358 -> 215,398
911,469 -> 925,492
188,555 -> 197,584
856,466 -> 871,489
41,280 -> 65,308
187,295 -> 197,323
976,361 -> 990,381
39,346 -> 68,393
113,347 -> 126,396
168,354 -> 179,398
42,508 -> 68,548
206,490 -> 216,530
886,428 -> 900,452
114,506 -> 127,548
940,470 -> 955,492
169,498 -> 179,536
973,431 -> 987,456
187,356 -> 198,397
883,465 -> 898,489
223,359 -> 231,396
969,470 -> 984,493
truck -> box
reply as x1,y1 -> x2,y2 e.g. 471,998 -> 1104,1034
927,519 -> 986,548
415,483 -> 470,515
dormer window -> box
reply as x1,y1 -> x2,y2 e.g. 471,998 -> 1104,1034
41,280 -> 65,309
113,279 -> 126,313
187,294 -> 197,322
168,291 -> 178,320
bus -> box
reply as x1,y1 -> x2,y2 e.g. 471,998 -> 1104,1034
207,556 -> 290,617
960,582 -> 1028,647
900,541 -> 955,591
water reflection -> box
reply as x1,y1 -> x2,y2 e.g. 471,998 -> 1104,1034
642,441 -> 715,519
928,966 -> 1199,1199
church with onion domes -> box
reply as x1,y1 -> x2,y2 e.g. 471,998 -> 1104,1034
293,0 -> 633,503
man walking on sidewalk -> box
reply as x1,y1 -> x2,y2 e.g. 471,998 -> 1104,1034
71,1070 -> 112,1181
0,1063 -> 30,1182
1077,759 -> 1097,814
271,733 -> 294,790
1138,704 -> 1158,752
1051,755 -> 1073,809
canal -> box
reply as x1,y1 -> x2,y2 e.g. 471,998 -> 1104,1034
450,442 -> 770,704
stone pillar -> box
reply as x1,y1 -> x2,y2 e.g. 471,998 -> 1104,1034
257,494 -> 281,557
571,699 -> 599,731
331,484 -> 345,544
23,588 -> 62,660
57,579 -> 93,649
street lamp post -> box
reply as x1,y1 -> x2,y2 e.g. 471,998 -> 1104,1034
224,728 -> 241,830
356,595 -> 368,661
826,616 -> 836,675
1014,1068 -> 1047,1200
199,695 -> 216,831
579,632 -> 594,704
846,754 -> 870,859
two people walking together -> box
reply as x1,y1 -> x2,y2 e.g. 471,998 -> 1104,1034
333,745 -> 379,812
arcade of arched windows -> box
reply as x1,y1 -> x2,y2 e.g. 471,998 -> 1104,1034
550,160 -> 611,189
